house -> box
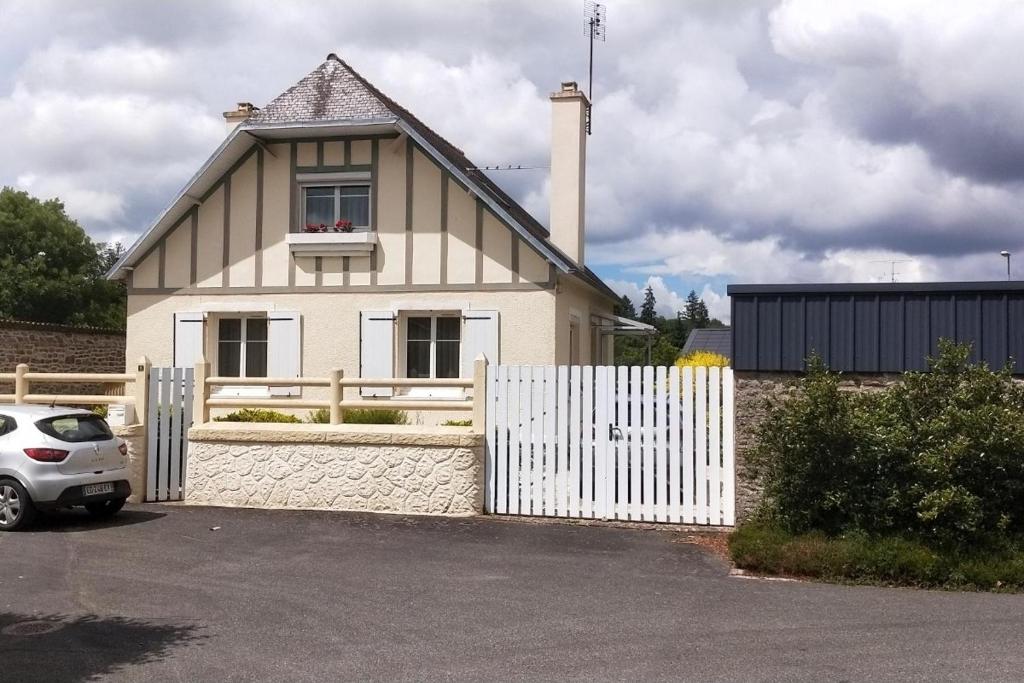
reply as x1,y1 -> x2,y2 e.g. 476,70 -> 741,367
108,54 -> 632,407
681,328 -> 731,362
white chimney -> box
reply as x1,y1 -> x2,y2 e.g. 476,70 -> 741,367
549,81 -> 589,266
223,102 -> 256,135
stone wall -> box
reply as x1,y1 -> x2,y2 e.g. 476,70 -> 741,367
733,371 -> 903,522
112,424 -> 146,504
185,423 -> 484,516
0,320 -> 125,396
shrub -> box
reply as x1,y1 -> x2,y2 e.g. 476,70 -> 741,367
341,408 -> 408,425
675,351 -> 729,368
306,408 -> 330,424
214,408 -> 302,423
442,419 -> 473,427
91,405 -> 109,418
752,340 -> 1024,550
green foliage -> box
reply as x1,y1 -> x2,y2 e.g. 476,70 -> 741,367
682,289 -> 710,329
442,419 -> 473,427
753,340 -> 1024,550
340,408 -> 408,425
0,187 -> 126,328
214,408 -> 302,423
306,408 -> 330,424
730,523 -> 1024,591
614,334 -> 680,367
639,285 -> 657,325
613,294 -> 637,320
91,405 -> 109,418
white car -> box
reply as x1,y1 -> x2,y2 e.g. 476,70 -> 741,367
0,405 -> 131,531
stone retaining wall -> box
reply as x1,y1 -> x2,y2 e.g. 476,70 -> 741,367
733,371 -> 902,522
185,423 -> 484,516
0,320 -> 125,396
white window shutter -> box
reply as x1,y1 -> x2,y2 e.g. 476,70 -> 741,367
268,312 -> 301,396
462,310 -> 499,377
173,312 -> 204,370
360,311 -> 395,397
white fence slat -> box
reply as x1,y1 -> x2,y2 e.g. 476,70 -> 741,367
168,367 -> 184,501
531,367 -> 544,514
593,367 -> 608,519
181,367 -> 194,500
568,366 -> 581,517
556,365 -> 569,517
668,366 -> 681,524
722,368 -> 736,525
641,366 -> 655,520
629,366 -> 642,521
606,366 -> 617,519
520,366 -> 533,515
495,366 -> 509,514
485,364 -> 497,513
507,366 -> 522,515
695,366 -> 708,525
581,366 -> 594,518
146,368 -> 159,502
655,366 -> 668,522
158,368 -> 172,501
616,366 -> 628,520
708,367 -> 722,525
682,367 -> 694,524
543,366 -> 557,515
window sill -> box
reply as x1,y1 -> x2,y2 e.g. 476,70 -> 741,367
287,231 -> 377,256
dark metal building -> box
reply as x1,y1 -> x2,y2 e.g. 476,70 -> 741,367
727,282 -> 1024,373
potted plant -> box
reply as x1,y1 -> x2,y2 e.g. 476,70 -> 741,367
334,219 -> 354,233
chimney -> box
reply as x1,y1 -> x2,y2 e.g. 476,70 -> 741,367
223,102 -> 256,134
549,81 -> 589,266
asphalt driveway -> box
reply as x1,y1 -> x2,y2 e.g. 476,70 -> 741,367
2,505 -> 1023,682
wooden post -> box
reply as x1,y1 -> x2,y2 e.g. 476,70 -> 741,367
193,358 -> 210,425
14,363 -> 28,405
329,369 -> 343,425
135,356 -> 151,427
472,354 -> 488,434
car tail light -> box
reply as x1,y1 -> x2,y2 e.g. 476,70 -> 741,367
24,448 -> 69,462
118,442 -> 128,456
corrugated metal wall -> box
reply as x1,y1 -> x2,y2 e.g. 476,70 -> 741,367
728,283 -> 1024,373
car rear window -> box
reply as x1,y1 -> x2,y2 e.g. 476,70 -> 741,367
36,414 -> 113,443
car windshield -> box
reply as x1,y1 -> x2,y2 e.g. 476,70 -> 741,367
35,414 -> 113,443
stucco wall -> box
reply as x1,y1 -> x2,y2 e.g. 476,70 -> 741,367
733,371 -> 903,522
0,321 -> 125,396
186,423 -> 483,516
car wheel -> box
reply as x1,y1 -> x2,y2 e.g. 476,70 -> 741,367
0,479 -> 37,532
85,497 -> 126,518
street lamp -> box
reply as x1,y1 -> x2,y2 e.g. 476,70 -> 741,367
1001,251 -> 1011,280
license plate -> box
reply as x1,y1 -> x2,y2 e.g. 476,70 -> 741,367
82,483 -> 114,497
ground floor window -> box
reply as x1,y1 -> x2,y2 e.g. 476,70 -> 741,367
406,315 -> 461,379
217,317 -> 268,378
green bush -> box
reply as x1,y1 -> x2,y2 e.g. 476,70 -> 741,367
342,408 -> 407,425
730,523 -> 1024,591
752,340 -> 1024,550
306,408 -> 330,424
442,419 -> 473,427
214,408 -> 302,423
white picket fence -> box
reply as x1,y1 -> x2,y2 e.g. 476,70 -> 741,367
146,367 -> 194,502
484,365 -> 735,526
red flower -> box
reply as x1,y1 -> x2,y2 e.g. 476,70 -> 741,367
335,219 -> 354,233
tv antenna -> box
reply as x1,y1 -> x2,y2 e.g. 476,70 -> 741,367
584,1 -> 605,135
869,259 -> 912,283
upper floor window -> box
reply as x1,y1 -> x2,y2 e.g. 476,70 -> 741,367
303,184 -> 370,231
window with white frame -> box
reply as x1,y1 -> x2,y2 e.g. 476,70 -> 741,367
217,317 -> 268,378
406,315 -> 461,380
302,184 -> 371,231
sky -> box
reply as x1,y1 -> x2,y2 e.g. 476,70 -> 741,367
2,0 -> 1023,323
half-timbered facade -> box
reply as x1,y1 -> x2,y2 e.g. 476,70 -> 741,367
109,55 -> 620,403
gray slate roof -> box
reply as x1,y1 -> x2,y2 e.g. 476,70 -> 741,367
681,328 -> 731,360
248,55 -> 393,124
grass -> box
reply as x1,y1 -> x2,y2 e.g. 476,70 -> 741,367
729,522 -> 1024,592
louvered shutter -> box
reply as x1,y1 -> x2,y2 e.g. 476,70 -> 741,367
360,311 -> 395,397
268,311 -> 301,396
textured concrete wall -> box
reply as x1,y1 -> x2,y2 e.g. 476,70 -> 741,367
0,320 -> 125,396
112,424 -> 146,504
733,371 -> 902,522
185,423 -> 483,516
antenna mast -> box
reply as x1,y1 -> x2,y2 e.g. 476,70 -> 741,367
584,1 -> 605,135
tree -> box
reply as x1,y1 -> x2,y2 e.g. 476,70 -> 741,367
614,294 -> 637,320
639,285 -> 657,325
0,187 -> 125,328
682,289 -> 710,329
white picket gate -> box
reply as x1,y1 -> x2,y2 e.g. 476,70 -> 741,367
146,367 -> 194,502
484,365 -> 735,526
